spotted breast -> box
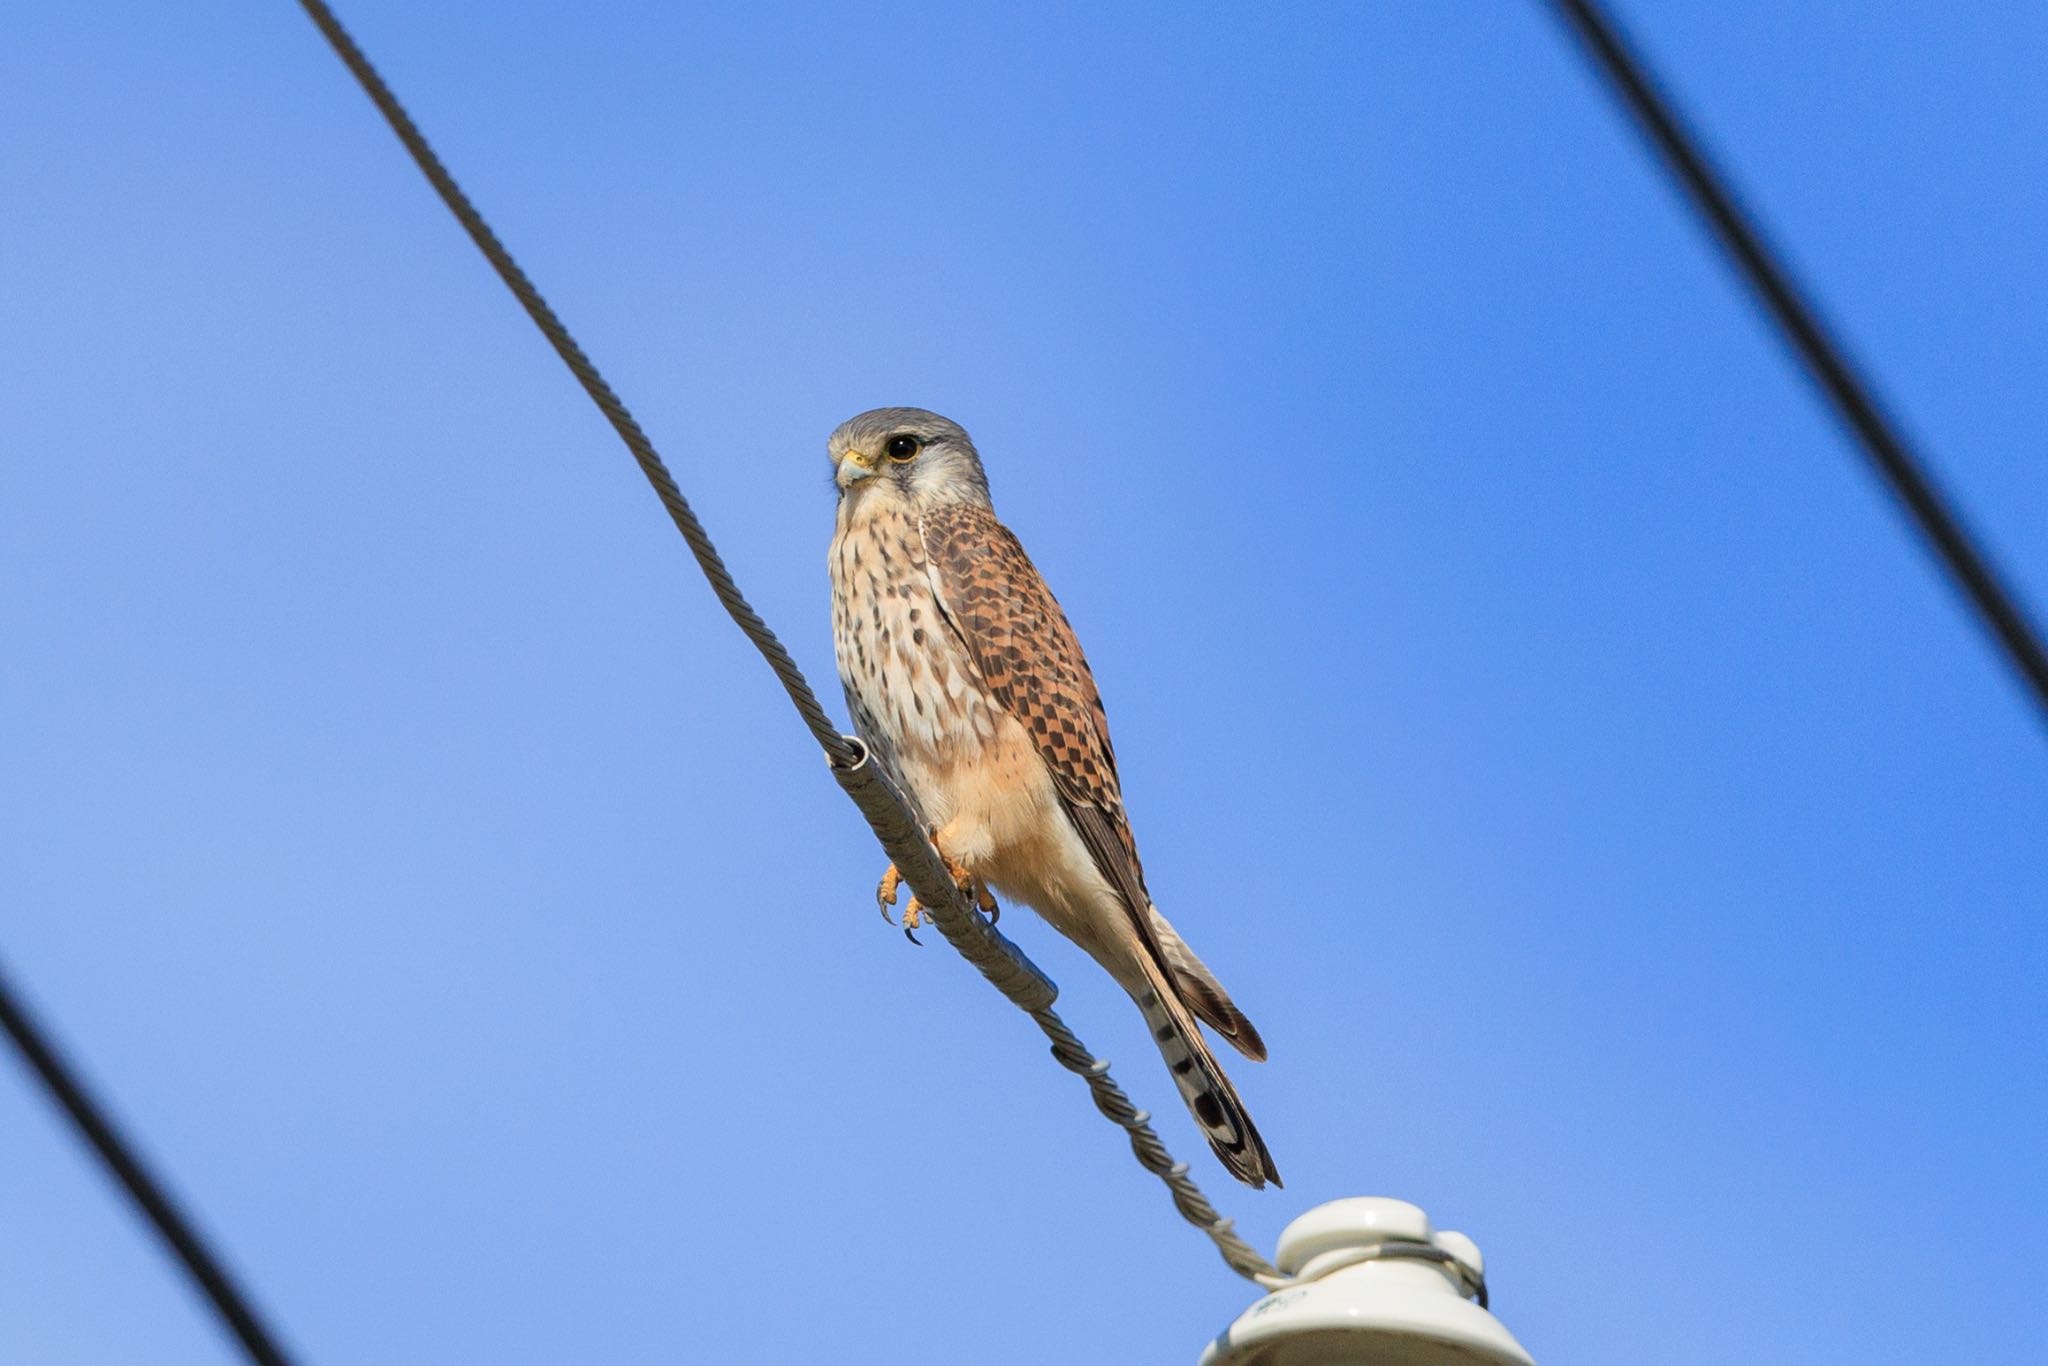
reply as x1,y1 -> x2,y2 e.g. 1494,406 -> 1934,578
829,499 -> 998,813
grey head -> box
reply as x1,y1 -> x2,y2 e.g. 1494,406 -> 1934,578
828,407 -> 991,508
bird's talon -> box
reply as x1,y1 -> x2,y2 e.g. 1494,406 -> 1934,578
876,864 -> 902,923
924,826 -> 979,896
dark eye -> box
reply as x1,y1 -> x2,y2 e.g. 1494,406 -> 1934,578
885,434 -> 921,462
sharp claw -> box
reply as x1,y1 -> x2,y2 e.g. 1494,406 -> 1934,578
877,848 -> 996,939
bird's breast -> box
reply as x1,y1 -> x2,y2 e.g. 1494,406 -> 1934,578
828,500 -> 1112,940
830,505 -> 997,769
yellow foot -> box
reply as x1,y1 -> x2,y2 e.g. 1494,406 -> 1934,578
898,886 -> 989,944
876,864 -> 902,923
938,847 -> 973,893
875,863 -> 929,944
930,831 -> 1001,923
874,832 -> 1002,943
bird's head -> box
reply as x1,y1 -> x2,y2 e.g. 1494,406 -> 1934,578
829,407 -> 991,509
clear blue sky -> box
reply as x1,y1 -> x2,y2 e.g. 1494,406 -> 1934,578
3,3 -> 2043,1362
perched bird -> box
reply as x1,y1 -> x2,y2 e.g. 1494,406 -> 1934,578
827,407 -> 1279,1188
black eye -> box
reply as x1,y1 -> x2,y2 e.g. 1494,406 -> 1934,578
885,434 -> 921,462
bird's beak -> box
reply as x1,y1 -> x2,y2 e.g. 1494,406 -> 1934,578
835,449 -> 879,488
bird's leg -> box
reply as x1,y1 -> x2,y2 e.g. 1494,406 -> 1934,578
871,859 -> 934,946
931,827 -> 1001,925
876,863 -> 927,944
875,864 -> 902,922
875,829 -> 1001,944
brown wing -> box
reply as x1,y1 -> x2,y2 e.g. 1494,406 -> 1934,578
918,503 -> 1159,938
921,503 -> 1278,1185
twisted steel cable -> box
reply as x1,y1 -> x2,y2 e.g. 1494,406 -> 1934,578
296,0 -> 1283,1287
295,0 -> 850,766
1030,1005 -> 1283,1285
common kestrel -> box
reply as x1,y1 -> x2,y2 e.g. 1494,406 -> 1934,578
827,408 -> 1279,1189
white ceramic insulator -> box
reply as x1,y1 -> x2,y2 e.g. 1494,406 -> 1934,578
1198,1197 -> 1535,1366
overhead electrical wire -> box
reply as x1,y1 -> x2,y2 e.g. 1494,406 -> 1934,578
0,962 -> 297,1366
40,5 -> 2015,1351
1547,0 -> 2048,728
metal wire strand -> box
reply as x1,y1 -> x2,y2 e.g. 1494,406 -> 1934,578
294,0 -> 852,766
0,961 -> 297,1366
1547,0 -> 2048,729
1029,1006 -> 1283,1285
296,0 -> 1282,1288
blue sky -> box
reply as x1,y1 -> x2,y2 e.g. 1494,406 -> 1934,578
3,3 -> 2044,1362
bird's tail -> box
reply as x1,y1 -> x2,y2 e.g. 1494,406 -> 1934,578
1130,951 -> 1281,1189
1149,906 -> 1268,1062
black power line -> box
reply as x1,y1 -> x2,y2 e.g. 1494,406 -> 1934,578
9,8 -> 2024,1360
1547,0 -> 2048,728
0,961 -> 296,1366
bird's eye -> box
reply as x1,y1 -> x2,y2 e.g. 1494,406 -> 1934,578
885,434 -> 922,462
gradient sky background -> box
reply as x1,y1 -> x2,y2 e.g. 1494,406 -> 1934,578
3,3 -> 2044,1363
